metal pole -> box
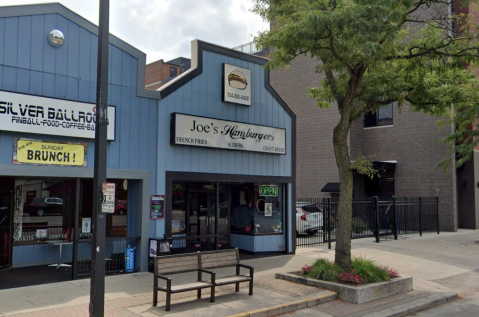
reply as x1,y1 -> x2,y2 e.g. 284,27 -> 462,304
73,178 -> 81,280
374,196 -> 379,243
393,197 -> 398,240
419,197 -> 422,237
89,0 -> 110,316
327,198 -> 331,250
215,182 -> 219,250
436,196 -> 440,234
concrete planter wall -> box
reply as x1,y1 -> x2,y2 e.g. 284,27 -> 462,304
276,273 -> 413,304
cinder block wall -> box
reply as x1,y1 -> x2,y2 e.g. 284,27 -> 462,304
271,58 -> 459,231
350,106 -> 457,231
271,55 -> 340,199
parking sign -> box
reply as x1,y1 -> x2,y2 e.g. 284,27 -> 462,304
102,183 -> 115,213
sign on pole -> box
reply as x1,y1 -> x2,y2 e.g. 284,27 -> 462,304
102,183 -> 115,213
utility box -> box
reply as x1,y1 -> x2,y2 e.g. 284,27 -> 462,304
148,237 -> 171,273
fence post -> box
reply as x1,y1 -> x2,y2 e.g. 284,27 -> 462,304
419,197 -> 423,237
327,198 -> 331,250
436,196 -> 440,234
393,197 -> 398,240
374,196 -> 380,243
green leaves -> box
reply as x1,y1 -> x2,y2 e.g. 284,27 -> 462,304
252,0 -> 479,169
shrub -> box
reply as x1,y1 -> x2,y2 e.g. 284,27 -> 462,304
351,256 -> 391,283
301,257 -> 399,285
304,258 -> 344,282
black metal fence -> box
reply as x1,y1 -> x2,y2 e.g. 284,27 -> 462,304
75,236 -> 140,277
296,197 -> 439,249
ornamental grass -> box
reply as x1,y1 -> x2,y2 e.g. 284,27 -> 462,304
301,257 -> 399,285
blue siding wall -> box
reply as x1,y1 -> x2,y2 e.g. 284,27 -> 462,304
0,14 -> 157,175
155,50 -> 293,243
0,13 -> 158,266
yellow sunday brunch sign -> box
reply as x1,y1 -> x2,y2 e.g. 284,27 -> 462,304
14,138 -> 87,167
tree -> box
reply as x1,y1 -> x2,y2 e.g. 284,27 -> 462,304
252,0 -> 479,270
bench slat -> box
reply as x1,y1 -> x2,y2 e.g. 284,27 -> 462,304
214,275 -> 251,285
156,281 -> 212,293
201,253 -> 237,268
158,259 -> 198,267
156,254 -> 199,274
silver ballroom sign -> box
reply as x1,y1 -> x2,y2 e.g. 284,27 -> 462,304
0,90 -> 116,140
171,113 -> 286,154
223,63 -> 252,106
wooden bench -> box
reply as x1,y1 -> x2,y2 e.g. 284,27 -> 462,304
199,248 -> 254,296
153,253 -> 215,311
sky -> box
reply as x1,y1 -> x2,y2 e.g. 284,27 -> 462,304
1,0 -> 269,63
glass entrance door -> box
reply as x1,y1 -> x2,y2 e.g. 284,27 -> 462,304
0,192 -> 12,270
188,192 -> 212,237
169,181 -> 232,252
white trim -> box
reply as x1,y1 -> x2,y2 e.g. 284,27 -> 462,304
363,125 -> 393,130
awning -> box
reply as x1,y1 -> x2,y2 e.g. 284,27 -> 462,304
372,161 -> 397,171
321,182 -> 340,193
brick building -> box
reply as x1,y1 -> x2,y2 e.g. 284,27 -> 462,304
268,3 -> 479,231
145,57 -> 191,90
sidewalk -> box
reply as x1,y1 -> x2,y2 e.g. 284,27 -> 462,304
1,229 -> 477,317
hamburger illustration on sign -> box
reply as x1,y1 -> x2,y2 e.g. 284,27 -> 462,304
228,70 -> 248,90
223,64 -> 252,106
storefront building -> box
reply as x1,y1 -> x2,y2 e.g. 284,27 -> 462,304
0,3 -> 159,278
0,4 -> 295,287
154,41 -> 296,255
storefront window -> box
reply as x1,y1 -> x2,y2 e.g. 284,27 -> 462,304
230,182 -> 283,235
172,183 -> 186,234
79,179 -> 128,239
13,179 -> 74,245
170,181 -> 284,240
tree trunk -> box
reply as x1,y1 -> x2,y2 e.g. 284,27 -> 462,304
333,104 -> 353,271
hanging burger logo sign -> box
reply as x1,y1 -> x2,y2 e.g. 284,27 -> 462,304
228,70 -> 248,90
223,64 -> 252,106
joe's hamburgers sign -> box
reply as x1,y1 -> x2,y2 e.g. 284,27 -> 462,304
171,113 -> 286,154
223,64 -> 252,106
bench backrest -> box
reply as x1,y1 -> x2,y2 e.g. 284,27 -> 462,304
154,253 -> 199,275
200,248 -> 239,269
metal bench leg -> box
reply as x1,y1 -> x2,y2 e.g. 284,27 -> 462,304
165,279 -> 172,311
235,282 -> 239,292
197,289 -> 202,299
249,279 -> 253,296
210,286 -> 215,303
153,289 -> 158,306
165,292 -> 171,311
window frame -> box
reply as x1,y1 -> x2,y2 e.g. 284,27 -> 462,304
364,103 -> 393,128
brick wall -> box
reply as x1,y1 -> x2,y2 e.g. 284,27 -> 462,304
271,55 -> 340,198
271,61 -> 458,231
350,106 -> 458,231
145,60 -> 180,90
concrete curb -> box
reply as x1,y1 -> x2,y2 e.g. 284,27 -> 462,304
364,293 -> 458,317
276,273 -> 413,304
227,290 -> 337,317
